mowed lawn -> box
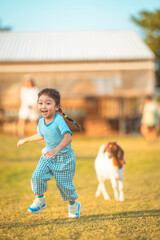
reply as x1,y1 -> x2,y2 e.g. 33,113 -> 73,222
0,134 -> 160,240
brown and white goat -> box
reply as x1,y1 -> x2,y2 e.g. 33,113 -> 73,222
94,142 -> 126,201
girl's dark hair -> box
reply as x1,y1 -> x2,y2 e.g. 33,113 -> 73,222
38,88 -> 82,131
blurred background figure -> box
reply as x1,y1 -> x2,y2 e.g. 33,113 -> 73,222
17,74 -> 39,137
140,96 -> 159,143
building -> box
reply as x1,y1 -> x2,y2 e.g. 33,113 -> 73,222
0,30 -> 155,135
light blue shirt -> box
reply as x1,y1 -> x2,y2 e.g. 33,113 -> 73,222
37,113 -> 72,155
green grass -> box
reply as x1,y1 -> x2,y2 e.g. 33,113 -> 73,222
0,134 -> 160,240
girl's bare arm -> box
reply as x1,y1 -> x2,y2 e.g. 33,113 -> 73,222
17,133 -> 44,147
44,132 -> 72,158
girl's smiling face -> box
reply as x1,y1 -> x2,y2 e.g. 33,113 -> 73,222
38,94 -> 59,120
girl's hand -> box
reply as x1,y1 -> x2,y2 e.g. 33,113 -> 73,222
44,149 -> 58,159
17,139 -> 27,147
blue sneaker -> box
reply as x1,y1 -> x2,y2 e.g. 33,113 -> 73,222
68,201 -> 81,218
28,197 -> 46,213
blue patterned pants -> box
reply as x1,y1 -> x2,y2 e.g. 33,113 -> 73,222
31,150 -> 78,201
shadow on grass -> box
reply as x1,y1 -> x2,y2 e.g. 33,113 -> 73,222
81,209 -> 160,221
2,209 -> 160,229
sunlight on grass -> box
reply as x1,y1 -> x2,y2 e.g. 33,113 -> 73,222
0,134 -> 160,239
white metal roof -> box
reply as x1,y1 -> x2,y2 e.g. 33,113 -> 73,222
0,30 -> 154,62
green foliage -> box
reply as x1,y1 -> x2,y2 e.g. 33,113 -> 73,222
0,134 -> 160,239
131,9 -> 160,56
131,9 -> 160,87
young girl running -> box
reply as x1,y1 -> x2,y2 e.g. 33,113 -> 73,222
17,88 -> 81,218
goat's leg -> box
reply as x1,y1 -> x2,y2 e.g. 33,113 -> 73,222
111,177 -> 119,201
118,179 -> 124,201
95,183 -> 102,197
96,181 -> 110,200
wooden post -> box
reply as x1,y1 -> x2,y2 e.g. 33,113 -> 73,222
119,98 -> 126,134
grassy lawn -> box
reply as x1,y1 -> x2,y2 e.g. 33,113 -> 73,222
0,134 -> 160,240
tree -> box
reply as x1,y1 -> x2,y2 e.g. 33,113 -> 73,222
131,9 -> 160,87
0,19 -> 12,31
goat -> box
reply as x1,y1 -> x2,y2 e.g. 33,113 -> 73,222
94,142 -> 126,201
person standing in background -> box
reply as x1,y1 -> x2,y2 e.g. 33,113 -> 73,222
17,75 -> 39,137
140,96 -> 159,143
